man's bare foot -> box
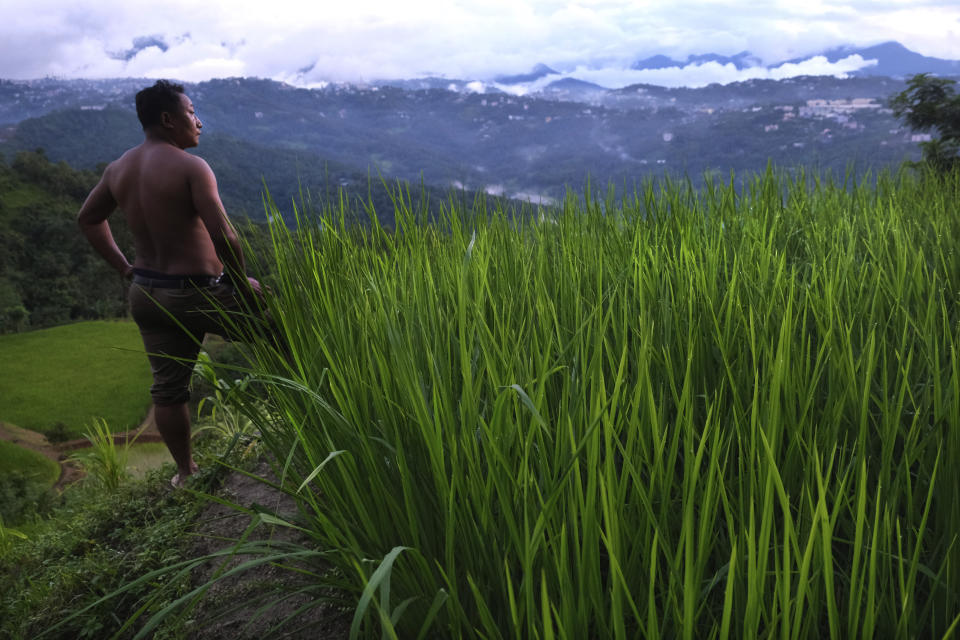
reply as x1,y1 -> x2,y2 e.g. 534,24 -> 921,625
171,461 -> 200,488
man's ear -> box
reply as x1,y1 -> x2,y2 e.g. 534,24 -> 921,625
160,110 -> 175,129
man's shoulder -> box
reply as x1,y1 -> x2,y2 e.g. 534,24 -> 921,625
167,146 -> 211,170
141,143 -> 212,173
179,151 -> 214,182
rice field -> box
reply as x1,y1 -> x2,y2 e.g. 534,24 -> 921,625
0,320 -> 152,437
227,167 -> 960,638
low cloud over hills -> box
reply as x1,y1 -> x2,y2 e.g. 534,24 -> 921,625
462,42 -> 960,95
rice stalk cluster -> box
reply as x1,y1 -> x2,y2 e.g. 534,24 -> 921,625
70,418 -> 131,491
234,167 -> 960,639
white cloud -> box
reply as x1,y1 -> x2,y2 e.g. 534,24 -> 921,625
0,0 -> 957,86
497,53 -> 878,91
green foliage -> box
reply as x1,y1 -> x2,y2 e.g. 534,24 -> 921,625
0,320 -> 152,435
0,440 -> 59,525
221,167 -> 960,638
0,470 -> 56,527
0,150 -> 133,332
0,466 -> 207,639
0,517 -> 29,556
890,73 -> 960,171
8,109 -> 141,169
193,351 -> 261,441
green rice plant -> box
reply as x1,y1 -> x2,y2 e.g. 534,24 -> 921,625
133,167 -> 960,638
70,418 -> 133,490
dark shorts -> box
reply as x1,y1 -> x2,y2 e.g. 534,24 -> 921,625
129,278 -> 269,406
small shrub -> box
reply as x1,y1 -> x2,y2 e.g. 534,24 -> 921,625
42,422 -> 71,444
0,471 -> 54,525
69,418 -> 132,490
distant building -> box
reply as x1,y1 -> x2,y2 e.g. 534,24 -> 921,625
799,98 -> 882,118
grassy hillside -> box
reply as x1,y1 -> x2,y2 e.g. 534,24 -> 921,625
0,436 -> 254,639
0,320 -> 151,436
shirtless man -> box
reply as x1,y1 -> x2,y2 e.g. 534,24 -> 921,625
78,79 -> 262,488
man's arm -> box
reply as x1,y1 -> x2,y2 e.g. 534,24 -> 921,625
77,172 -> 133,278
188,157 -> 260,294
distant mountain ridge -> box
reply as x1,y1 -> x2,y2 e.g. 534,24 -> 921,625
629,41 -> 959,78
632,51 -> 762,72
495,64 -> 559,85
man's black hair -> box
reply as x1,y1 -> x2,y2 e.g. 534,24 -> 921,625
135,80 -> 185,129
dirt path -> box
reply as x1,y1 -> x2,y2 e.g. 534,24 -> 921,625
186,459 -> 350,638
0,409 -> 165,491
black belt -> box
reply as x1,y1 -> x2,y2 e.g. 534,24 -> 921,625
132,273 -> 222,289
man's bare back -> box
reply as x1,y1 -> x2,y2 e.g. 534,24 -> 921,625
104,142 -> 224,276
78,92 -> 245,280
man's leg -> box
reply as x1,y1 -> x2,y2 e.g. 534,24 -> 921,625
130,285 -> 208,487
154,402 -> 199,486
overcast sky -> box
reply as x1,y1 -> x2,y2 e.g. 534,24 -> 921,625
2,0 -> 959,88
